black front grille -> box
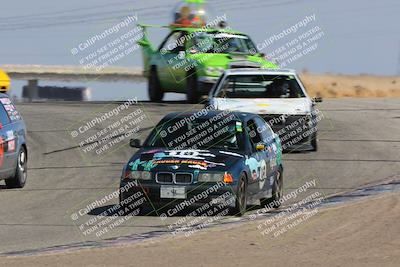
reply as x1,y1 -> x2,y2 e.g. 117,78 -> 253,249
156,173 -> 173,183
175,173 -> 192,184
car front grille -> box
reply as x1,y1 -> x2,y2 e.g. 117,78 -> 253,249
155,172 -> 193,184
156,173 -> 173,183
175,173 -> 193,184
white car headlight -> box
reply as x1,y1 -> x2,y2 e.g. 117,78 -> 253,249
198,172 -> 225,182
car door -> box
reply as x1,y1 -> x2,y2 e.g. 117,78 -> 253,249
157,31 -> 188,90
245,118 -> 269,197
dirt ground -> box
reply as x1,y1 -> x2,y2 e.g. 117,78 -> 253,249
300,73 -> 400,98
1,193 -> 399,267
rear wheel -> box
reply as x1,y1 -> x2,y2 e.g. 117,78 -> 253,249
186,71 -> 200,104
148,67 -> 164,102
260,169 -> 283,208
5,147 -> 27,189
230,173 -> 247,217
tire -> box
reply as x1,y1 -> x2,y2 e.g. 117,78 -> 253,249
311,132 -> 318,151
230,173 -> 247,217
148,67 -> 164,102
5,146 -> 27,189
186,71 -> 200,104
260,168 -> 283,208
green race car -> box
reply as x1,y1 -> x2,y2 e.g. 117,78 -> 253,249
138,25 -> 278,103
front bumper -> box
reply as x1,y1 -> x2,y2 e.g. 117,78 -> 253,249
120,180 -> 238,208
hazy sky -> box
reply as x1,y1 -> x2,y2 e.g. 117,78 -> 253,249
1,0 -> 400,75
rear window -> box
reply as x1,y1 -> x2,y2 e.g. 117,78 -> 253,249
216,74 -> 306,98
0,97 -> 21,122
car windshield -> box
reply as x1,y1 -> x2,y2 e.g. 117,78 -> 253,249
144,116 -> 244,151
215,75 -> 306,98
190,32 -> 257,54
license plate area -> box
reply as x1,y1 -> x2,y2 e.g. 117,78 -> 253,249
160,186 -> 186,199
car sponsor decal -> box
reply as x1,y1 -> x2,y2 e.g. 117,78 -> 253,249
154,150 -> 216,160
0,100 -> 21,121
245,157 -> 260,181
129,159 -> 158,171
235,121 -> 243,132
259,159 -> 268,189
152,159 -> 225,170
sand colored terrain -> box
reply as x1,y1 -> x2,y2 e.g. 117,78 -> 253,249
1,193 -> 399,267
300,73 -> 400,98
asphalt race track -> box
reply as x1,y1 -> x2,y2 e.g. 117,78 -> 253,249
0,98 -> 399,254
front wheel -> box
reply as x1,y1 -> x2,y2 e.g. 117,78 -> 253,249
230,173 -> 247,217
5,147 -> 27,189
148,68 -> 164,102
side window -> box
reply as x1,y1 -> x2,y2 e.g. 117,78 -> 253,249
246,119 -> 262,151
255,117 -> 274,144
160,31 -> 186,53
0,103 -> 10,125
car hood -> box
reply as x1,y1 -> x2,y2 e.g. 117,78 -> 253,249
127,148 -> 244,172
212,97 -> 313,115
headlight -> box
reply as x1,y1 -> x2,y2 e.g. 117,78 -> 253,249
124,171 -> 152,180
216,67 -> 225,74
198,172 -> 224,182
198,172 -> 234,183
206,67 -> 216,75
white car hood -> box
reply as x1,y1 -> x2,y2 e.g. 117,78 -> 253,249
213,98 -> 313,115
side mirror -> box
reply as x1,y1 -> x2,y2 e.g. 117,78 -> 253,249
256,143 -> 266,151
129,138 -> 141,148
313,97 -> 323,103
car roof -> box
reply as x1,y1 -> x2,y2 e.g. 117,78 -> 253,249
162,110 -> 256,121
223,68 -> 297,76
0,93 -> 9,98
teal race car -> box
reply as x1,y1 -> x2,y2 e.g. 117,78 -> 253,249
138,24 -> 278,103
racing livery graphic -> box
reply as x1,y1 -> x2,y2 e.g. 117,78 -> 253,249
120,110 -> 283,216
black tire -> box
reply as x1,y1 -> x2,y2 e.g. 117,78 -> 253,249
5,146 -> 27,189
148,67 -> 164,102
230,173 -> 247,217
311,132 -> 318,151
260,168 -> 283,208
186,71 -> 200,104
